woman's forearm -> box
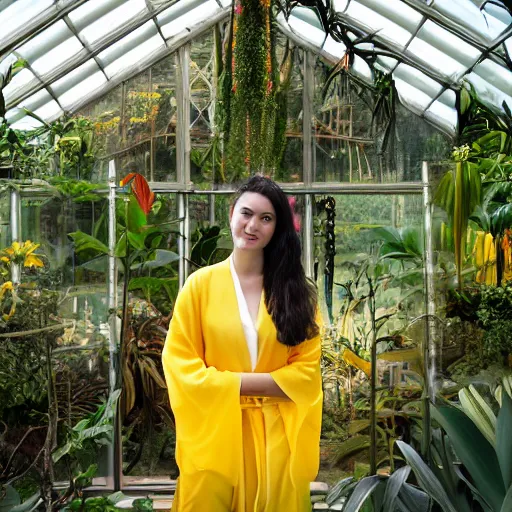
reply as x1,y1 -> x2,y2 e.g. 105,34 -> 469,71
239,372 -> 290,399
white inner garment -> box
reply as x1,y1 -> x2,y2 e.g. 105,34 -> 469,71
230,255 -> 259,371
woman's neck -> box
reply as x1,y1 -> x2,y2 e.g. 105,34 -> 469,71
232,249 -> 264,278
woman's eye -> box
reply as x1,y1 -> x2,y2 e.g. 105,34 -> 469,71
263,216 -> 272,222
242,211 -> 251,217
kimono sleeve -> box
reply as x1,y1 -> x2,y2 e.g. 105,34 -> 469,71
162,270 -> 242,483
270,323 -> 323,485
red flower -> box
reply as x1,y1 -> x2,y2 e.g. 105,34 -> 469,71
288,196 -> 301,233
120,173 -> 155,216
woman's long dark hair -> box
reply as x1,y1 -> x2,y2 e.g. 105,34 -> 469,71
233,175 -> 319,346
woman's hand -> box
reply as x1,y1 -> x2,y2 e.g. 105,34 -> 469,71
239,373 -> 290,399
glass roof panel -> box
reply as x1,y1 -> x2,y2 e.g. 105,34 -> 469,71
357,0 -> 422,32
322,35 -> 346,60
436,88 -> 456,109
19,89 -> 55,113
0,0 -> 53,47
417,20 -> 481,69
425,99 -> 457,134
467,71 -> 512,112
33,100 -> 64,123
16,20 -> 72,63
103,35 -> 165,78
394,64 -> 443,99
374,56 -> 398,73
472,60 -> 512,98
157,0 -> 207,25
51,60 -> 106,105
407,35 -> 467,81
158,0 -> 220,39
483,3 -> 512,27
3,68 -> 39,104
97,21 -> 158,68
351,55 -> 373,83
287,11 -> 325,48
346,1 -> 413,48
73,0 -> 148,46
31,35 -> 84,77
68,0 -> 129,31
482,11 -> 509,39
333,0 -> 349,11
289,6 -> 323,31
5,88 -> 57,127
432,0 -> 492,40
9,115 -> 44,131
57,70 -> 108,110
394,77 -> 433,113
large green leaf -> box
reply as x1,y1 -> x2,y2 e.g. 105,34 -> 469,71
382,466 -> 411,512
0,485 -> 20,512
490,203 -> 512,236
343,475 -> 382,512
459,385 -> 497,447
433,405 -> 505,511
131,249 -> 180,271
435,161 -> 481,288
500,486 -> 512,512
430,429 -> 474,512
397,440 -> 458,512
397,484 -> 430,512
127,195 -> 147,233
326,477 -> 355,505
497,392 -> 512,489
10,492 -> 41,512
69,231 -> 109,255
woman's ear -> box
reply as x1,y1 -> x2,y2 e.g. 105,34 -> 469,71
229,204 -> 234,221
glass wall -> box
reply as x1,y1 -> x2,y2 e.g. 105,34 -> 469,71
0,186 -> 114,497
315,193 -> 426,481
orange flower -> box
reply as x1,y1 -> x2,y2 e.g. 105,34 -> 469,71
120,173 -> 155,216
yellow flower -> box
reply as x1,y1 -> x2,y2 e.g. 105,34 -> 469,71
24,254 -> 44,267
0,240 -> 44,268
0,281 -> 16,321
0,281 -> 13,299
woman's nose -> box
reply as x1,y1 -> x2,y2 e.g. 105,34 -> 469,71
247,216 -> 258,232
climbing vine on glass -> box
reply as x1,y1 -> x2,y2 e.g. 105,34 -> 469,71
220,0 -> 284,180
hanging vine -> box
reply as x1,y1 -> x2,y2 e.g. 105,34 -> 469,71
214,0 -> 291,181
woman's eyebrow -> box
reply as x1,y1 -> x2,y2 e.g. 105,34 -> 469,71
239,205 -> 274,216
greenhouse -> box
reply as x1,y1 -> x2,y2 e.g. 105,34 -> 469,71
1,0 -> 512,510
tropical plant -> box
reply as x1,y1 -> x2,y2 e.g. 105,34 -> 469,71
0,57 -> 26,119
430,391 -> 512,511
327,379 -> 512,512
435,83 -> 512,288
122,314 -> 174,475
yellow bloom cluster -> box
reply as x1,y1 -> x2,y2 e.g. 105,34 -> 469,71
128,91 -> 161,99
0,240 -> 44,268
129,105 -> 160,124
95,116 -> 121,133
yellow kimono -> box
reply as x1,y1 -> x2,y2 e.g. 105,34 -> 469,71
162,258 -> 323,511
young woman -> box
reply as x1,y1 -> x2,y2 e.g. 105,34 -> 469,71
162,176 -> 322,511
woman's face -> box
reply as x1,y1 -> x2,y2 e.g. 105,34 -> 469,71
230,192 -> 276,251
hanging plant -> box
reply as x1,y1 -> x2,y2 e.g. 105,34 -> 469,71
218,0 -> 287,180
